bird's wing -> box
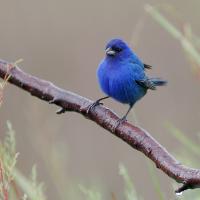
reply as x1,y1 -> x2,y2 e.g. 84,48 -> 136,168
135,79 -> 156,90
144,64 -> 152,70
130,61 -> 152,70
129,62 -> 155,90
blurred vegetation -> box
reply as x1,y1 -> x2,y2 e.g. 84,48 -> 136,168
145,4 -> 200,78
1,121 -> 200,200
0,121 -> 46,200
0,122 -> 143,200
1,121 -> 199,200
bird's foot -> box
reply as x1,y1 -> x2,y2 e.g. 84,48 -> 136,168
113,116 -> 127,131
86,100 -> 103,114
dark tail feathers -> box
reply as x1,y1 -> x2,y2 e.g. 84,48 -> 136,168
150,78 -> 167,86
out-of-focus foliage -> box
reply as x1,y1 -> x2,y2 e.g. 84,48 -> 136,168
0,121 -> 18,200
78,184 -> 102,200
1,123 -> 198,200
77,163 -> 143,200
0,121 -> 144,200
166,123 -> 200,157
145,4 -> 200,77
119,163 -> 141,200
147,162 -> 165,200
0,121 -> 46,200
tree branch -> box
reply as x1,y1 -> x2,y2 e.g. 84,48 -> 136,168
0,59 -> 200,193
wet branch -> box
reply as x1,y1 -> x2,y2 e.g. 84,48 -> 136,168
0,59 -> 200,193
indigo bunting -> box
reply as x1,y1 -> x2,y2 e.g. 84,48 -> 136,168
89,38 -> 167,123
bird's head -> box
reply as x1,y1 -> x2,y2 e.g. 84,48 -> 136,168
105,38 -> 132,60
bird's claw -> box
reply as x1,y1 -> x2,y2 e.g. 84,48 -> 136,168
113,117 -> 127,131
87,100 -> 103,114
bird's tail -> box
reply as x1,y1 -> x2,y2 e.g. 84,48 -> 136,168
150,78 -> 167,86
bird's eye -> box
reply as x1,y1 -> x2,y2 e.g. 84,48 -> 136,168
112,46 -> 122,53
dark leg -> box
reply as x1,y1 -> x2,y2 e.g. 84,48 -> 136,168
87,96 -> 109,114
121,104 -> 134,121
114,104 -> 134,129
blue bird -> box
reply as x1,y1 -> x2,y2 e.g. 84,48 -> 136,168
89,38 -> 167,124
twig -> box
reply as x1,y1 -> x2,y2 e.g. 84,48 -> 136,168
0,59 -> 200,193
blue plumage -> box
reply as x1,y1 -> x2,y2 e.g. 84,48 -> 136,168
91,38 -> 167,122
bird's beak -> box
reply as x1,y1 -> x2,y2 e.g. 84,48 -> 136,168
105,47 -> 116,56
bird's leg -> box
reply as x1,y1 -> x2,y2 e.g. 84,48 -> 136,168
114,104 -> 133,129
120,104 -> 133,122
87,96 -> 109,114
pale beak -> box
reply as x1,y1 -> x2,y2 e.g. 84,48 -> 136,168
105,47 -> 116,56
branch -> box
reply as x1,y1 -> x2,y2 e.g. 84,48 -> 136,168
0,59 -> 200,193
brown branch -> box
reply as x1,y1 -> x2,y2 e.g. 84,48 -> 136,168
0,59 -> 200,193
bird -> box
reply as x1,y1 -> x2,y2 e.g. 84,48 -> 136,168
88,38 -> 167,125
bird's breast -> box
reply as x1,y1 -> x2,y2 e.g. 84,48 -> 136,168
97,60 -> 146,104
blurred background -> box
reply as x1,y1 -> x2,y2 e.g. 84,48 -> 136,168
0,0 -> 200,199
